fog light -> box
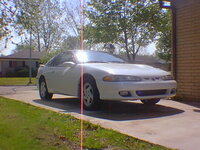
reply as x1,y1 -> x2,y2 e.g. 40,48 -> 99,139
119,91 -> 131,97
171,88 -> 176,94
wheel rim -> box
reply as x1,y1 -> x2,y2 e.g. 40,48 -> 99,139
40,81 -> 46,98
84,83 -> 94,107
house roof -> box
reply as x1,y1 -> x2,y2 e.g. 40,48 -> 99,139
120,54 -> 170,64
135,55 -> 159,64
0,50 -> 46,61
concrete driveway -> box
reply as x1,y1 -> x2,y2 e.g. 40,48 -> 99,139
0,85 -> 200,150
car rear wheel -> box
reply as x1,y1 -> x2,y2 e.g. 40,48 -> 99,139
39,78 -> 53,101
141,99 -> 160,105
83,76 -> 100,110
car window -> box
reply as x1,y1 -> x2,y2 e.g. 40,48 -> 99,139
75,51 -> 125,63
46,52 -> 74,67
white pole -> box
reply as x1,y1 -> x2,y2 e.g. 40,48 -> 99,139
28,27 -> 32,84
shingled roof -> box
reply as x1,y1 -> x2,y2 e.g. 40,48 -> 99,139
0,50 -> 46,60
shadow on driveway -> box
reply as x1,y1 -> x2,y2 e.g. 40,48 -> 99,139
178,101 -> 200,113
33,98 -> 184,121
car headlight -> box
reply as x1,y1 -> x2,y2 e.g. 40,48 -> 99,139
161,75 -> 174,81
103,75 -> 142,82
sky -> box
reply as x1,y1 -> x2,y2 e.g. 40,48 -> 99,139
0,37 -> 156,56
0,36 -> 20,56
0,0 -> 156,56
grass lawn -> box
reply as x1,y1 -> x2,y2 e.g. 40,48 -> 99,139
0,97 -> 171,150
0,77 -> 36,85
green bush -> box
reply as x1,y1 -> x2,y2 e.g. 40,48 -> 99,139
15,67 -> 29,77
6,66 -> 37,77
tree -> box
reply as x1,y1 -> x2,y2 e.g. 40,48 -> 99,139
155,31 -> 171,62
0,0 -> 17,48
15,0 -> 65,52
14,43 -> 36,52
38,0 -> 65,51
0,0 -> 16,39
62,0 -> 81,37
86,0 -> 166,61
155,10 -> 172,62
60,36 -> 80,50
15,0 -> 43,51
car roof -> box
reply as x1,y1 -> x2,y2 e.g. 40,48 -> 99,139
64,50 -> 106,54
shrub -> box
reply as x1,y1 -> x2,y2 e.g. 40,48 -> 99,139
6,66 -> 37,77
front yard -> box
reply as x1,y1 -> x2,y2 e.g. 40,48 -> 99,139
0,77 -> 36,85
0,97 -> 170,150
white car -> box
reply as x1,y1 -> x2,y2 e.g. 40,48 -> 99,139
37,50 -> 177,110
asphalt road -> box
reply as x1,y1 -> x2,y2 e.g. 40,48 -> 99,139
1,85 -> 200,150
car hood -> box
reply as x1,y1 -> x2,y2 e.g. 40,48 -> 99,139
82,63 -> 169,77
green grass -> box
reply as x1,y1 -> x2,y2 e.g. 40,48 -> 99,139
0,97 -> 171,150
0,77 -> 36,85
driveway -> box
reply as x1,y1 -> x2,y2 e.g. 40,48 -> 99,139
0,85 -> 200,150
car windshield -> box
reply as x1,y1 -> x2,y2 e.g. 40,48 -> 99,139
75,51 -> 125,63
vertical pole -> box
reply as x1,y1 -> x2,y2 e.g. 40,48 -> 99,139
171,1 -> 177,80
28,27 -> 32,84
80,0 -> 84,149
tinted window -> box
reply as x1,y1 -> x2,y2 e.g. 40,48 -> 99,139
75,51 -> 124,63
46,52 -> 74,67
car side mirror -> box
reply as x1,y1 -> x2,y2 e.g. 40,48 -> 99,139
61,62 -> 76,67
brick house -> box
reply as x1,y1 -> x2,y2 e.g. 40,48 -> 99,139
161,0 -> 200,101
0,51 -> 45,77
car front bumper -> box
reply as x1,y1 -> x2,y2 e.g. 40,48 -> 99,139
97,80 -> 177,101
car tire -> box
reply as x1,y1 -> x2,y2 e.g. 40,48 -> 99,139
141,99 -> 160,105
83,76 -> 100,111
39,77 -> 53,101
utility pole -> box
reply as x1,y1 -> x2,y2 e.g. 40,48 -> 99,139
28,26 -> 32,85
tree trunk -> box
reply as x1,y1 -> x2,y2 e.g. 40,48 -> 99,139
131,35 -> 136,62
132,53 -> 136,62
37,32 -> 41,52
124,30 -> 131,61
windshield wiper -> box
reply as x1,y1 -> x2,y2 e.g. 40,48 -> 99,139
107,61 -> 125,63
86,61 -> 107,63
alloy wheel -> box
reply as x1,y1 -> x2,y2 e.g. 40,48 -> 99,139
40,81 -> 47,98
84,83 -> 94,107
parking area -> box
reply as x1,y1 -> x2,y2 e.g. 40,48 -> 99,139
0,85 -> 200,150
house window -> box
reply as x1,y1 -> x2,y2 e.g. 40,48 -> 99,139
23,61 -> 26,67
36,61 -> 39,68
9,61 -> 13,68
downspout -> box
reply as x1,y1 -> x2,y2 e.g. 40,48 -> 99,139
171,1 -> 177,80
159,0 -> 177,79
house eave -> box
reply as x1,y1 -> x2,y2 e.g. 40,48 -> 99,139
0,58 -> 40,61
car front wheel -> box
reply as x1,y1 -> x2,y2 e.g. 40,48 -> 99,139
39,78 -> 53,101
83,77 -> 100,110
141,99 -> 160,105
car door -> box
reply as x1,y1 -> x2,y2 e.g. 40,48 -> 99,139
49,51 -> 80,95
43,54 -> 63,93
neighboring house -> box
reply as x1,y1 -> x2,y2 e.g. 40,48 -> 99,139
161,0 -> 200,101
135,55 -> 171,71
0,51 -> 45,77
120,54 -> 171,71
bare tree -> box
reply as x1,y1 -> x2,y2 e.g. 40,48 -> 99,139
15,0 -> 66,52
62,0 -> 81,37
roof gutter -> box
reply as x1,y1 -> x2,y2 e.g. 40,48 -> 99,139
0,58 -> 40,61
159,0 -> 177,79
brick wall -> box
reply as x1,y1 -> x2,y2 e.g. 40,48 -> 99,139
174,0 -> 200,101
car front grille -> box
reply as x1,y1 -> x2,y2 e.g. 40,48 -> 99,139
136,89 -> 167,96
